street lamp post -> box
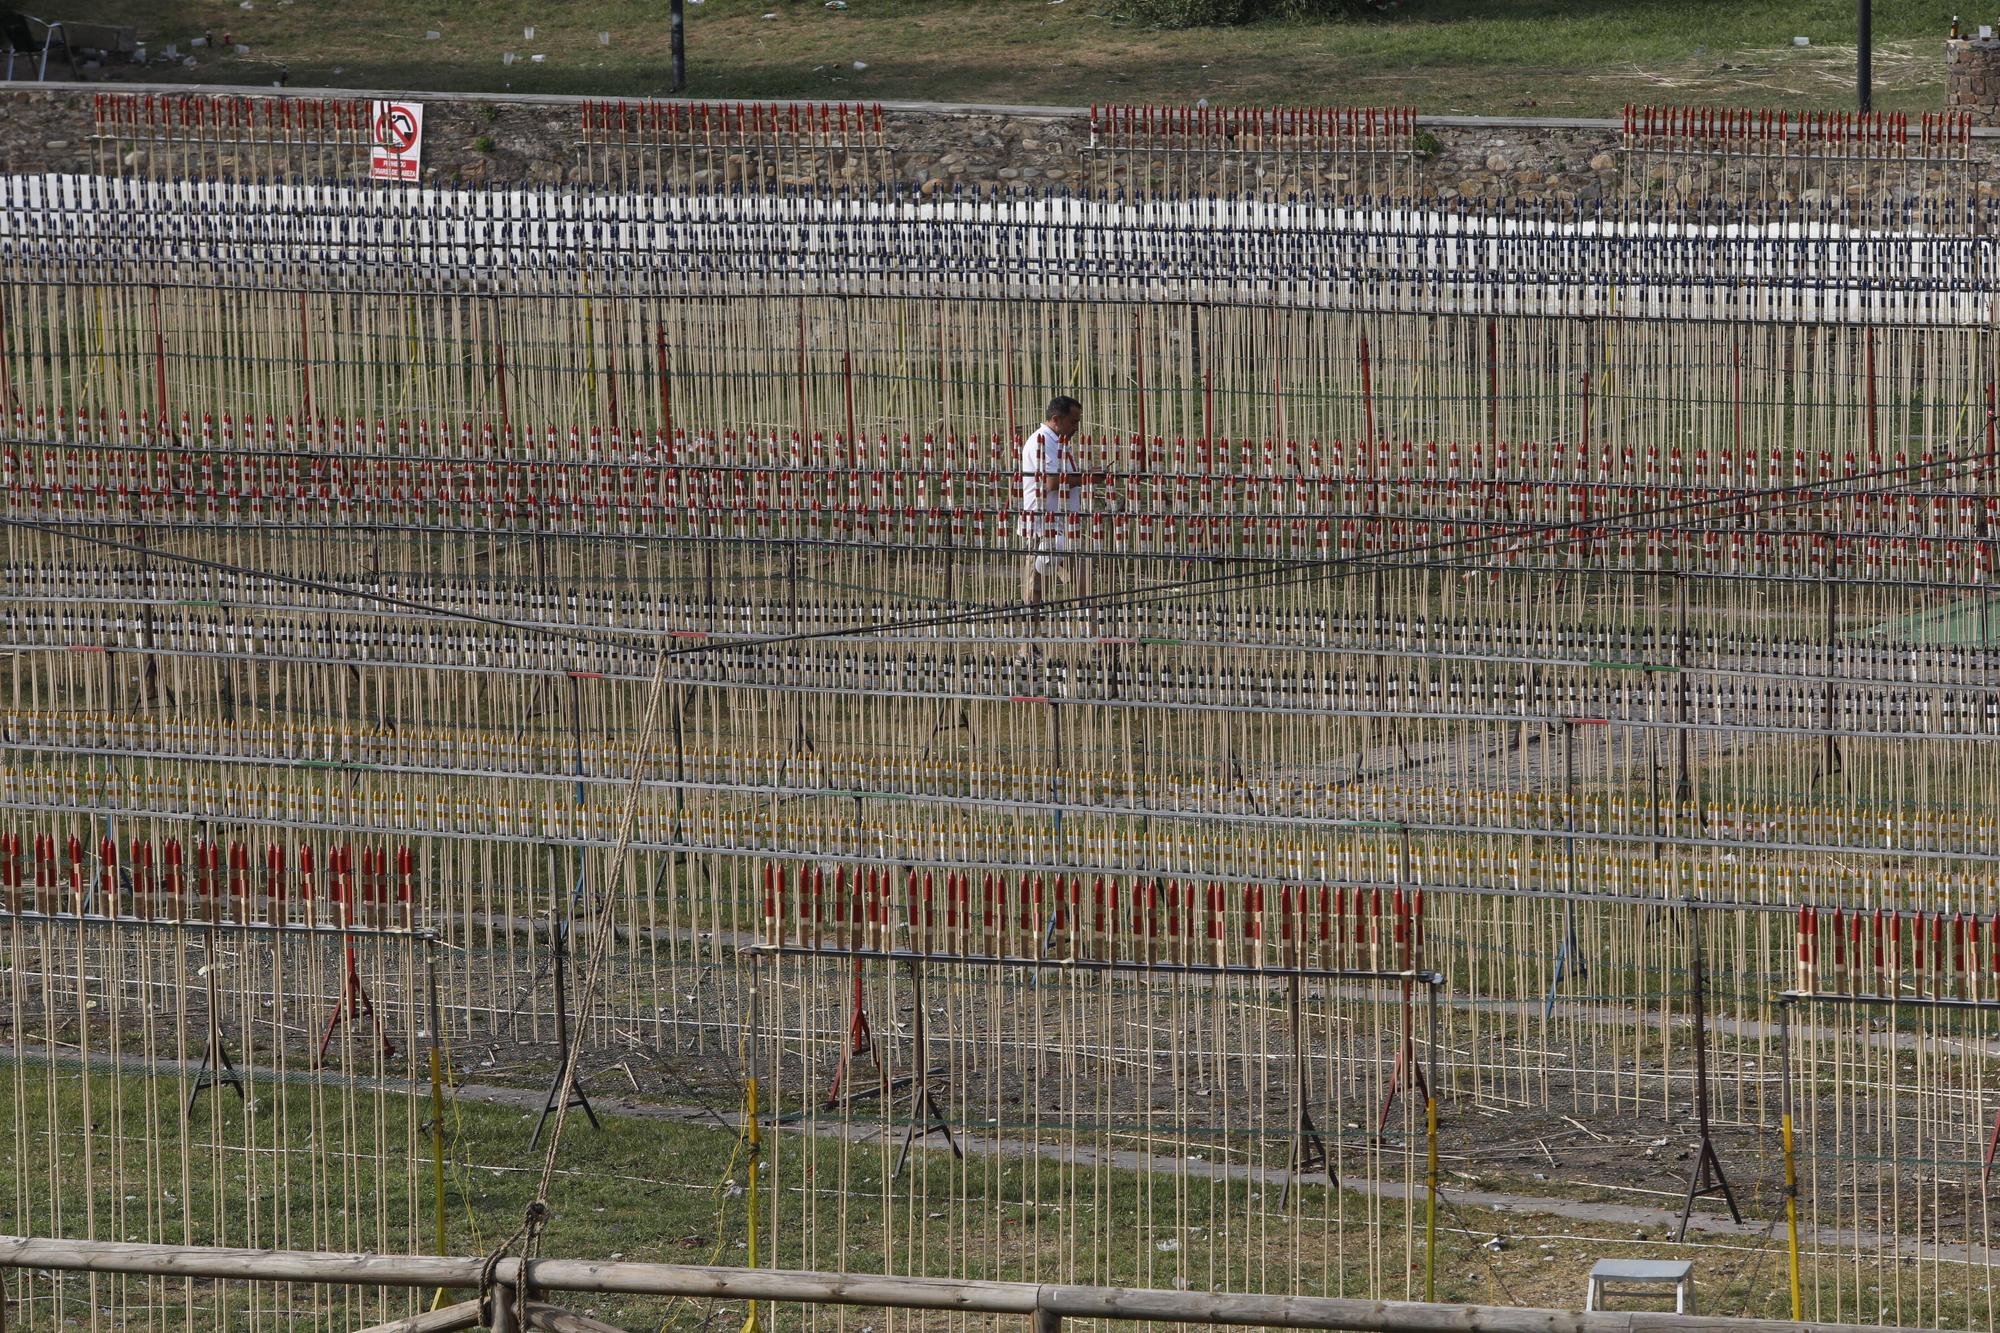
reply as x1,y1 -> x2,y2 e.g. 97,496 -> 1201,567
1857,0 -> 1872,111
671,0 -> 686,92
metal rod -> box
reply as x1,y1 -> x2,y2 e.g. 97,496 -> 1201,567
20,770 -> 2000,862
746,944 -> 1442,985
10,817 -> 1994,915
1778,989 -> 2000,1014
0,909 -> 434,942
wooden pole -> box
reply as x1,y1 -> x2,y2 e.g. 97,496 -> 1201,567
352,1301 -> 483,1333
522,1303 -> 636,1333
0,1241 -> 1036,1312
0,1238 -> 1952,1333
489,1282 -> 520,1333
1041,1284 -> 1901,1333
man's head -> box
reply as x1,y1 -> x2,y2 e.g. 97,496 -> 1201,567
1044,395 -> 1082,441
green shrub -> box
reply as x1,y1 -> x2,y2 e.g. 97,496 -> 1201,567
1122,0 -> 1253,26
1124,0 -> 1399,25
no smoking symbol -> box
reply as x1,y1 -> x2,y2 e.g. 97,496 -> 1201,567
374,105 -> 419,152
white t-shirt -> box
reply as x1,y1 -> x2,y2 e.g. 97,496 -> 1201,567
1019,424 -> 1079,516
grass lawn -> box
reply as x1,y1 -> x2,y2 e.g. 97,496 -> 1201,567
81,0 -> 1961,117
3,1057 -> 1848,1330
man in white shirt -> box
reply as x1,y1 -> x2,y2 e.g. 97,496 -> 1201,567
1019,395 -> 1086,606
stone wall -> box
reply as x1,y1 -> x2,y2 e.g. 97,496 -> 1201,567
2,83 -> 1989,206
897,115 -> 1622,204
3,88 -> 87,174
1949,37 -> 2000,124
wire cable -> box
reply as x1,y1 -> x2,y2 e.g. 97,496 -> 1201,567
4,440 -> 1991,666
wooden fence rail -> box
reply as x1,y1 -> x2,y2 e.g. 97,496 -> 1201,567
0,1237 -> 1943,1333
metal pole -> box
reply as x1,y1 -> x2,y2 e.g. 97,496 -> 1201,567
1423,982 -> 1439,1304
1857,0 -> 1872,111
1780,989 -> 2000,1014
1686,904 -> 1713,1162
1779,1000 -> 1804,1321
426,947 -> 449,1308
740,953 -> 764,1333
670,0 -> 686,93
1675,902 -> 1740,1240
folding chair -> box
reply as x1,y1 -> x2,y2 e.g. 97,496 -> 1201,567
2,11 -> 82,81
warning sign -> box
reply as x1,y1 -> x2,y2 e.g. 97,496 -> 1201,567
369,100 -> 424,182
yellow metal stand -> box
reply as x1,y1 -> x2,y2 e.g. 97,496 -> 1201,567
1782,1110 -> 1802,1321
428,954 -> 451,1313
740,1074 -> 764,1333
1424,1094 -> 1439,1303
432,1042 -> 448,1246
1779,1001 -> 1803,1322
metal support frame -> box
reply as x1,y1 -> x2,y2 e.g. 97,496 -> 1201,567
187,931 -> 245,1112
821,951 -> 880,1109
1772,990 -> 2000,1318
1280,969 -> 1335,1202
529,682 -> 604,1149
317,930 -> 396,1066
2,17 -> 80,82
756,943 -> 1439,1210
1673,901 -> 1741,1240
891,958 -> 961,1179
1544,718 -> 1600,1019
529,906 -> 601,1149
7,911 -> 434,1110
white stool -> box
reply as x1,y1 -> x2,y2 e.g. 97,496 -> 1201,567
1585,1258 -> 1695,1314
